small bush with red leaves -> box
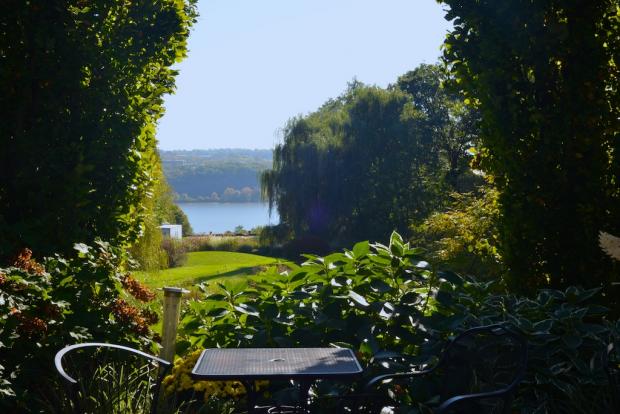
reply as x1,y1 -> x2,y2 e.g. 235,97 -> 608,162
0,241 -> 158,412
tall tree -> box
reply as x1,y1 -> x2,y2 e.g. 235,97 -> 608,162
439,0 -> 620,293
395,64 -> 481,191
261,67 -> 478,247
0,0 -> 197,259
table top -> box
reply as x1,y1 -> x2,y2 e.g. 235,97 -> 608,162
191,348 -> 363,380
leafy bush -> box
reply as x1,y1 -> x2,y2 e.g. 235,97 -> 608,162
412,186 -> 502,279
0,242 -> 158,412
176,232 -> 618,413
467,287 -> 618,413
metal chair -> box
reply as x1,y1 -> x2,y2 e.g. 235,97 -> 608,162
362,324 -> 527,414
55,342 -> 171,414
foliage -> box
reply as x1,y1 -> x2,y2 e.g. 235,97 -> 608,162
131,160 -> 192,271
0,243 -> 158,412
176,232 -> 618,413
394,64 -> 481,192
161,238 -> 189,268
261,66 -> 481,248
465,287 -> 618,413
0,0 -> 197,260
130,163 -> 168,271
439,0 -> 620,295
153,160 -> 194,235
412,185 -> 502,279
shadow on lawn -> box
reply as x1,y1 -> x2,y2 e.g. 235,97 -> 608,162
191,266 -> 262,285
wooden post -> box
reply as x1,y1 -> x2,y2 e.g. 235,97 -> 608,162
160,287 -> 188,363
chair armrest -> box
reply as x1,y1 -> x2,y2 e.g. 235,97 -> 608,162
436,387 -> 513,414
364,369 -> 432,392
55,342 -> 171,384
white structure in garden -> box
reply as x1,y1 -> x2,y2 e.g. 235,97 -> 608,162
159,224 -> 183,239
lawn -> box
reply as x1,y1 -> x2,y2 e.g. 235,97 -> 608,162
136,251 -> 285,290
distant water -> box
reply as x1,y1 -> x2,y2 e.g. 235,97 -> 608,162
176,202 -> 279,234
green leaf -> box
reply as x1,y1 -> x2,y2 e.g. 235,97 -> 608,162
533,319 -> 553,333
289,290 -> 312,300
207,308 -> 229,318
348,290 -> 370,307
205,293 -> 226,301
437,271 -> 463,286
370,279 -> 392,293
352,241 -> 370,258
233,303 -> 260,317
562,334 -> 583,349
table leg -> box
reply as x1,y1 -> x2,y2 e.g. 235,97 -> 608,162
243,380 -> 258,414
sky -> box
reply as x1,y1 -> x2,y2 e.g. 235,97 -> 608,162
156,0 -> 452,150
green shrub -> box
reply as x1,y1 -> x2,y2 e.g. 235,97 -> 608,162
176,232 -> 618,413
412,186 -> 503,279
0,242 -> 158,412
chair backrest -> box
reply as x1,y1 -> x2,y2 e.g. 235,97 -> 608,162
433,324 -> 527,414
55,343 -> 171,414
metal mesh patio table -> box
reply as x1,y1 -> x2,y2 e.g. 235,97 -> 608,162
191,348 -> 363,413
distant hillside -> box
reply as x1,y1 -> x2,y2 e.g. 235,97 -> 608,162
160,149 -> 273,202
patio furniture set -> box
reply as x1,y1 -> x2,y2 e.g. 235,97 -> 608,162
54,323 -> 527,413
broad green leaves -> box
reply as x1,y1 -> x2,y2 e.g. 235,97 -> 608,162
176,233 -> 618,413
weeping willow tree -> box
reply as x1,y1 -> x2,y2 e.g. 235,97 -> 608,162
261,69 -> 480,247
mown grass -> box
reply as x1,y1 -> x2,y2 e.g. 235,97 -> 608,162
135,251 -> 289,333
136,251 -> 285,290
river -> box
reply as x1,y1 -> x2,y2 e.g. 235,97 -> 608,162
176,202 -> 279,234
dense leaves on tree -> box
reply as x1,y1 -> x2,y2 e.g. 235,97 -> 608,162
261,67 -> 481,247
176,234 -> 619,413
130,159 -> 192,270
0,0 -> 197,260
413,186 -> 502,280
439,0 -> 620,295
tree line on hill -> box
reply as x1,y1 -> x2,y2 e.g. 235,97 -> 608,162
160,149 -> 272,202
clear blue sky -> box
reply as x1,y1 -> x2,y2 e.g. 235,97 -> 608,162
156,0 -> 452,150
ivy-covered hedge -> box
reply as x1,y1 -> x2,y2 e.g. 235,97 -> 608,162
175,233 -> 618,413
0,242 -> 158,412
